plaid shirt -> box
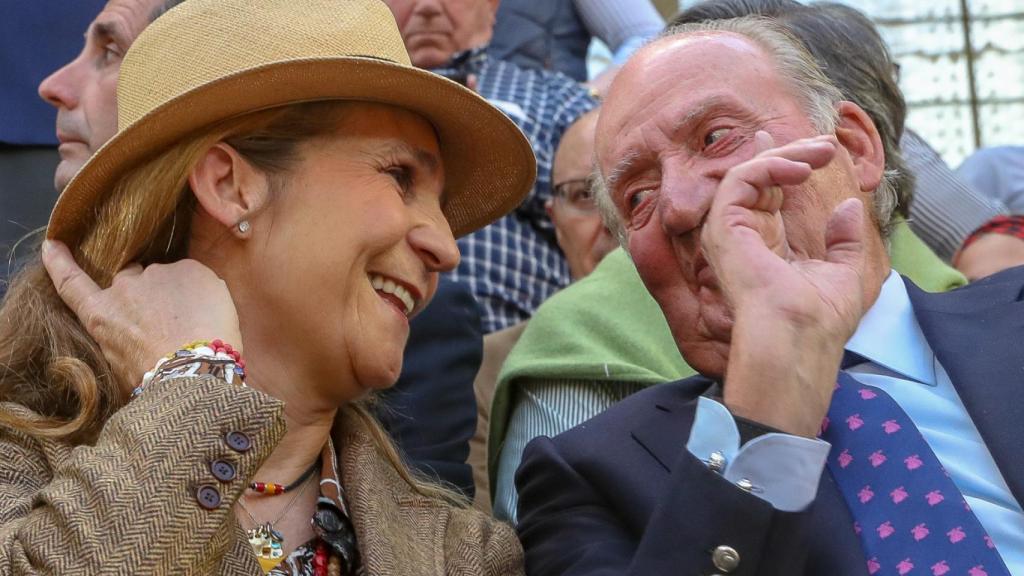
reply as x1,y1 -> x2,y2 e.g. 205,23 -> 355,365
440,48 -> 597,333
961,215 -> 1024,250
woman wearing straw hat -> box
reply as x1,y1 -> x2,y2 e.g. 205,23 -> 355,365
0,0 -> 532,574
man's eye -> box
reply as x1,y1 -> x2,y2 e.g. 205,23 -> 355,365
627,189 -> 652,212
704,128 -> 730,148
101,43 -> 123,65
569,187 -> 592,205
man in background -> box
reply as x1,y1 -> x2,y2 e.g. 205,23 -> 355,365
383,0 -> 597,334
0,0 -> 105,257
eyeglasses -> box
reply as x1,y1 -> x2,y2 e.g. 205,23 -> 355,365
553,178 -> 598,214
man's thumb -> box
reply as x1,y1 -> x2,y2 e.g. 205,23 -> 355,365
824,197 -> 866,269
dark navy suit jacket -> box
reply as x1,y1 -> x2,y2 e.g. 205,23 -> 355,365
377,278 -> 482,498
516,268 -> 1024,575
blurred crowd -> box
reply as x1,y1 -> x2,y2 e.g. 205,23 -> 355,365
0,0 -> 1021,575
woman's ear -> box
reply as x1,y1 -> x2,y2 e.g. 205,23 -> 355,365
834,101 -> 885,193
188,143 -> 270,235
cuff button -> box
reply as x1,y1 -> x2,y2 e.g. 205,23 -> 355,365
196,485 -> 222,510
210,459 -> 237,482
706,451 -> 727,473
225,431 -> 252,453
712,545 -> 740,572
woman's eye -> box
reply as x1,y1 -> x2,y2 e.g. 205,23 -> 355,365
704,128 -> 730,148
387,166 -> 413,192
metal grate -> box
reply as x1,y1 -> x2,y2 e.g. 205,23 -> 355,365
669,0 -> 1024,167
826,0 -> 1023,167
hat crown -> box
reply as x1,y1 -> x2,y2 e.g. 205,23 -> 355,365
117,0 -> 411,130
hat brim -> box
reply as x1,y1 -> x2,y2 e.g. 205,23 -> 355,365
47,57 -> 536,244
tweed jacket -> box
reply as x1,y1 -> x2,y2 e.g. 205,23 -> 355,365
0,375 -> 523,575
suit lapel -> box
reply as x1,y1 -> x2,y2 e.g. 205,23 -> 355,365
906,272 -> 1024,504
630,377 -> 715,472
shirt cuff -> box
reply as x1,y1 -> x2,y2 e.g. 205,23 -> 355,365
686,397 -> 830,512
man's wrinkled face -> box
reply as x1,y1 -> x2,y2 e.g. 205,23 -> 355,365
382,0 -> 499,68
596,33 -> 865,376
38,0 -> 163,191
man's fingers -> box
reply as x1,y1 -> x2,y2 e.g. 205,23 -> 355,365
754,133 -> 836,162
723,156 -> 812,212
754,130 -> 775,155
723,137 -> 837,211
41,240 -> 101,319
823,197 -> 866,271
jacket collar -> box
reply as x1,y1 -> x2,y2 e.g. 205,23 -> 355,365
334,412 -> 449,574
905,268 -> 1024,504
630,377 -> 715,473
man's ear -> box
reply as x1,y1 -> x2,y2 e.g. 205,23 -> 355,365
188,143 -> 270,234
834,100 -> 885,193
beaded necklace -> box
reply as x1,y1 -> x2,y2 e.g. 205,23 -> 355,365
250,459 -> 320,495
240,458 -> 322,568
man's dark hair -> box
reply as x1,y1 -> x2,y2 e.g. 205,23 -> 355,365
672,0 -> 913,217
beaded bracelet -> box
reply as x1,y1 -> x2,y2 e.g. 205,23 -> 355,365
132,339 -> 247,398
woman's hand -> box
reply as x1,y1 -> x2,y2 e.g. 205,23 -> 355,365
41,240 -> 243,397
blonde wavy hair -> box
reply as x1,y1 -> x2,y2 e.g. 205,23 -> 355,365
0,101 -> 464,504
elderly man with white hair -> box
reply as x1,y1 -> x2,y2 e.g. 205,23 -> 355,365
516,15 -> 1024,576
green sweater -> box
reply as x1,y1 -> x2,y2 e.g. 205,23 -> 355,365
488,221 -> 966,480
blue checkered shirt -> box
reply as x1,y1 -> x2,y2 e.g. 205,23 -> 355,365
440,49 -> 597,333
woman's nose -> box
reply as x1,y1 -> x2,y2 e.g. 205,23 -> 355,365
409,216 -> 460,273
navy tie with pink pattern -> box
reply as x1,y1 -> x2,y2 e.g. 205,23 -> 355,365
821,373 -> 1010,576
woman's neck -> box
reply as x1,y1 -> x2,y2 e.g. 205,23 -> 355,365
244,352 -> 341,482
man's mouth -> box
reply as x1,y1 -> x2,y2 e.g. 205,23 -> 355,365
693,255 -> 717,289
56,127 -> 87,146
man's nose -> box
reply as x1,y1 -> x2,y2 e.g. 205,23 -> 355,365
38,58 -> 83,109
412,0 -> 443,17
658,172 -> 716,238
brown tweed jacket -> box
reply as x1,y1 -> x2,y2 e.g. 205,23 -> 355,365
0,376 -> 523,575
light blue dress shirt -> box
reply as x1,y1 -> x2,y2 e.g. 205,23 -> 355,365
687,271 -> 1024,573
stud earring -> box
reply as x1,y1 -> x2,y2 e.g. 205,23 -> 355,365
237,220 -> 251,234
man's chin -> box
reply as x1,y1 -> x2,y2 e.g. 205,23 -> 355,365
53,160 -> 85,192
409,45 -> 454,69
675,336 -> 731,379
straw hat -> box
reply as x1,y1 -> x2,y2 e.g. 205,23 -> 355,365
47,0 -> 536,244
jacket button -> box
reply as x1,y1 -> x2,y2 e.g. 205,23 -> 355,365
196,485 -> 222,510
225,431 -> 252,452
210,459 -> 237,482
712,545 -> 740,572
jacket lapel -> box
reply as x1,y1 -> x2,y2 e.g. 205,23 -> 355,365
906,271 -> 1024,504
220,521 -> 264,575
336,413 -> 446,575
630,377 -> 715,472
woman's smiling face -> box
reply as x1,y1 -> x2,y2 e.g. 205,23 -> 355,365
236,103 -> 458,400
